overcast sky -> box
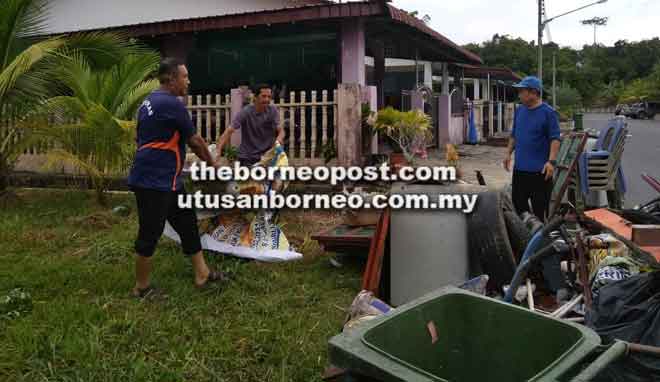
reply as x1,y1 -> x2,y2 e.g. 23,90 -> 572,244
389,0 -> 660,48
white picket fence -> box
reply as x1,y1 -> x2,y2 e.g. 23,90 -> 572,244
8,89 -> 339,167
184,90 -> 338,165
186,94 -> 232,144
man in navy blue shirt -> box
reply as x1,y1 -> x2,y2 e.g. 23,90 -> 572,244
503,76 -> 561,221
127,58 -> 226,298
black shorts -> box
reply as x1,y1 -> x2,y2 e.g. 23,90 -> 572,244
132,187 -> 202,257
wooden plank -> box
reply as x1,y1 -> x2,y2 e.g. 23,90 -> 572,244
215,94 -> 221,140
196,95 -> 202,134
205,94 -> 212,142
321,90 -> 328,149
583,210 -> 660,263
333,89 -> 338,145
225,94 -> 231,132
550,132 -> 588,216
311,90 -> 317,160
186,95 -> 193,118
289,91 -> 296,159
300,90 -> 306,163
362,209 -> 390,296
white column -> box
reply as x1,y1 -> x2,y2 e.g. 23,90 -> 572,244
473,79 -> 480,100
441,63 -> 450,95
423,62 -> 433,89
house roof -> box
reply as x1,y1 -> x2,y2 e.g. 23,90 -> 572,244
42,0 -> 331,35
385,5 -> 482,65
452,63 -> 522,82
46,1 -> 482,65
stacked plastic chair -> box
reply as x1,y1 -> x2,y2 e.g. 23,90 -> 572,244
578,116 -> 628,203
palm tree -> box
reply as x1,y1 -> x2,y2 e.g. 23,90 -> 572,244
34,52 -> 160,205
0,0 -> 140,203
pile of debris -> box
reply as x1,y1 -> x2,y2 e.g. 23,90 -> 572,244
323,118 -> 660,381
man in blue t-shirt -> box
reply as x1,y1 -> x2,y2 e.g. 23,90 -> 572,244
503,76 -> 561,221
127,58 -> 227,298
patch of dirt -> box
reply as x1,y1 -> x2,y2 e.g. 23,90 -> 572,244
20,229 -> 58,243
66,211 -> 120,230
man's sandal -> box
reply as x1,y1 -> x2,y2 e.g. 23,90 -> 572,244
132,285 -> 168,300
195,270 -> 230,290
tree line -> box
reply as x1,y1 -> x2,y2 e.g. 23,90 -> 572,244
464,35 -> 660,108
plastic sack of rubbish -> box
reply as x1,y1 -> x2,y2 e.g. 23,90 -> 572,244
343,290 -> 393,333
224,144 -> 289,196
164,210 -> 302,262
168,144 -> 302,262
591,264 -> 636,299
586,271 -> 660,381
587,233 -> 631,277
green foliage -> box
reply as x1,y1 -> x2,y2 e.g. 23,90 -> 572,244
30,50 -> 160,205
0,190 -> 360,381
0,0 -> 143,195
322,140 -> 337,164
223,144 -> 239,162
618,63 -> 660,102
369,107 -> 432,163
465,34 -> 660,107
555,85 -> 582,116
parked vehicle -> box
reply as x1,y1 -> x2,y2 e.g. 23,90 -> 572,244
615,101 -> 659,119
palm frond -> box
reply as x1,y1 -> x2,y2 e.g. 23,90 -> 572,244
42,148 -> 104,179
101,53 -> 159,113
62,32 -> 148,70
37,96 -> 88,120
114,78 -> 160,120
0,0 -> 49,69
42,103 -> 135,176
53,52 -> 93,107
0,37 -> 66,106
114,118 -> 136,133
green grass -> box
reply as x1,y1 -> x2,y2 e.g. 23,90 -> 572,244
0,190 -> 362,381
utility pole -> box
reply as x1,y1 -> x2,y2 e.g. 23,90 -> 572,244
538,0 -> 543,98
581,17 -> 608,45
537,1 -> 608,98
552,51 -> 557,110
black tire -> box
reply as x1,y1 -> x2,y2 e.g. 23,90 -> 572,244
467,191 -> 517,293
504,211 -> 531,262
640,112 -> 648,120
500,186 -> 515,213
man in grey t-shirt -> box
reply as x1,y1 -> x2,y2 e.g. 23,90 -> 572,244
217,84 -> 285,166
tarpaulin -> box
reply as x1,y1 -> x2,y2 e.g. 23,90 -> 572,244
586,271 -> 660,381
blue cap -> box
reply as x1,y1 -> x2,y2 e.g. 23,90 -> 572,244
513,76 -> 542,92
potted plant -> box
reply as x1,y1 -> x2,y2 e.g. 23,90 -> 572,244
368,107 -> 432,170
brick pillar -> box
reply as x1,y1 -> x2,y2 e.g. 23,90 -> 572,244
230,88 -> 246,147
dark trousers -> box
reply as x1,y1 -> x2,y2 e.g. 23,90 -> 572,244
512,170 -> 553,221
132,187 -> 202,257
